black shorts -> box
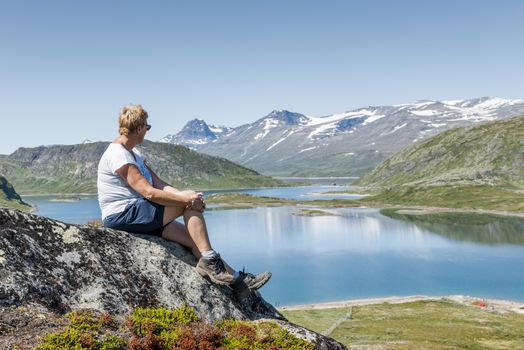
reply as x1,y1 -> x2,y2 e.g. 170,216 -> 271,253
103,198 -> 167,236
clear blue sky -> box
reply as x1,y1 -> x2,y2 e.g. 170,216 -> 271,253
1,0 -> 523,154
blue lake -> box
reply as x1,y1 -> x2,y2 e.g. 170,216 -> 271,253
24,185 -> 361,224
23,186 -> 524,306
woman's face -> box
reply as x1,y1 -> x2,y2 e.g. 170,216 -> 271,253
137,122 -> 151,142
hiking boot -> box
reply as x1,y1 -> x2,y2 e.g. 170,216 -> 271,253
196,254 -> 234,286
234,271 -> 272,291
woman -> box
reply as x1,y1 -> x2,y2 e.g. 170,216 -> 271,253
97,104 -> 271,291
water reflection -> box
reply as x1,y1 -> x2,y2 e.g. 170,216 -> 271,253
206,207 -> 524,305
21,195 -> 524,305
382,210 -> 524,245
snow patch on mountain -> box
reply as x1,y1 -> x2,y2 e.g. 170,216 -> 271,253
307,122 -> 338,139
442,99 -> 464,106
430,123 -> 447,128
381,123 -> 407,136
185,139 -> 208,145
298,146 -> 318,153
306,109 -> 385,128
254,131 -> 269,141
362,113 -> 386,125
411,110 -> 439,116
306,112 -> 355,126
266,131 -> 295,151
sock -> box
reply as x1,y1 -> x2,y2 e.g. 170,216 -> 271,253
201,250 -> 218,259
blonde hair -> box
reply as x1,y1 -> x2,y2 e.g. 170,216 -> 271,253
118,104 -> 148,135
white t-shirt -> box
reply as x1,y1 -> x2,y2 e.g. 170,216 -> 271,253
97,143 -> 154,220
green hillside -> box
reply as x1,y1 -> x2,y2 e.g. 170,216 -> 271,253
357,115 -> 524,187
0,175 -> 31,210
282,299 -> 524,349
355,116 -> 524,211
0,141 -> 283,195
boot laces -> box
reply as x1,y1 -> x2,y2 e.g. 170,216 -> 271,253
210,255 -> 226,274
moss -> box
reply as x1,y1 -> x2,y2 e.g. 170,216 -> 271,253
67,309 -> 114,331
125,304 -> 199,337
37,306 -> 314,350
37,310 -> 124,350
218,319 -> 315,350
36,327 -> 111,350
98,335 -> 126,350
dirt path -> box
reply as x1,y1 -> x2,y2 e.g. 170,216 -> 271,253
279,295 -> 524,314
321,306 -> 353,337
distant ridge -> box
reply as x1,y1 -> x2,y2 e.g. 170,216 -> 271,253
0,141 -> 282,195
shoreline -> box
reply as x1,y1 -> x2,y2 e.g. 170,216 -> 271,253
21,193 -> 98,198
19,193 -> 524,219
278,295 -> 524,314
372,204 -> 524,219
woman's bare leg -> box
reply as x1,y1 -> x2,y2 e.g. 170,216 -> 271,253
161,205 -> 235,274
161,219 -> 201,258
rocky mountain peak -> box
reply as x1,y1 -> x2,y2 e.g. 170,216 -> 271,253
159,119 -> 235,147
0,208 -> 345,349
180,118 -> 217,139
265,110 -> 309,125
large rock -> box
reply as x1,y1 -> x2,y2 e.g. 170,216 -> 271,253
0,208 -> 346,349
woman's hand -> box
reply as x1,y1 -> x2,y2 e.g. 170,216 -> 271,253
178,190 -> 202,203
178,190 -> 206,212
189,197 -> 206,212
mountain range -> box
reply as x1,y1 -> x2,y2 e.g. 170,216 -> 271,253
159,97 -> 524,177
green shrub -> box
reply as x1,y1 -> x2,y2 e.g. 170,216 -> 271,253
124,304 -> 199,337
67,309 -> 114,331
37,310 -> 124,350
218,319 -> 315,350
37,305 -> 314,350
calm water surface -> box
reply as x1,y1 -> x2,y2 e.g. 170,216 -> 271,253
23,187 -> 524,306
24,185 -> 359,224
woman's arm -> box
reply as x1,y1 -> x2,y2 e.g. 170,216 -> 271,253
145,162 -> 179,192
116,163 -> 199,207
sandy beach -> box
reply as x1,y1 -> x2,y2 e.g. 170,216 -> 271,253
278,295 -> 524,314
